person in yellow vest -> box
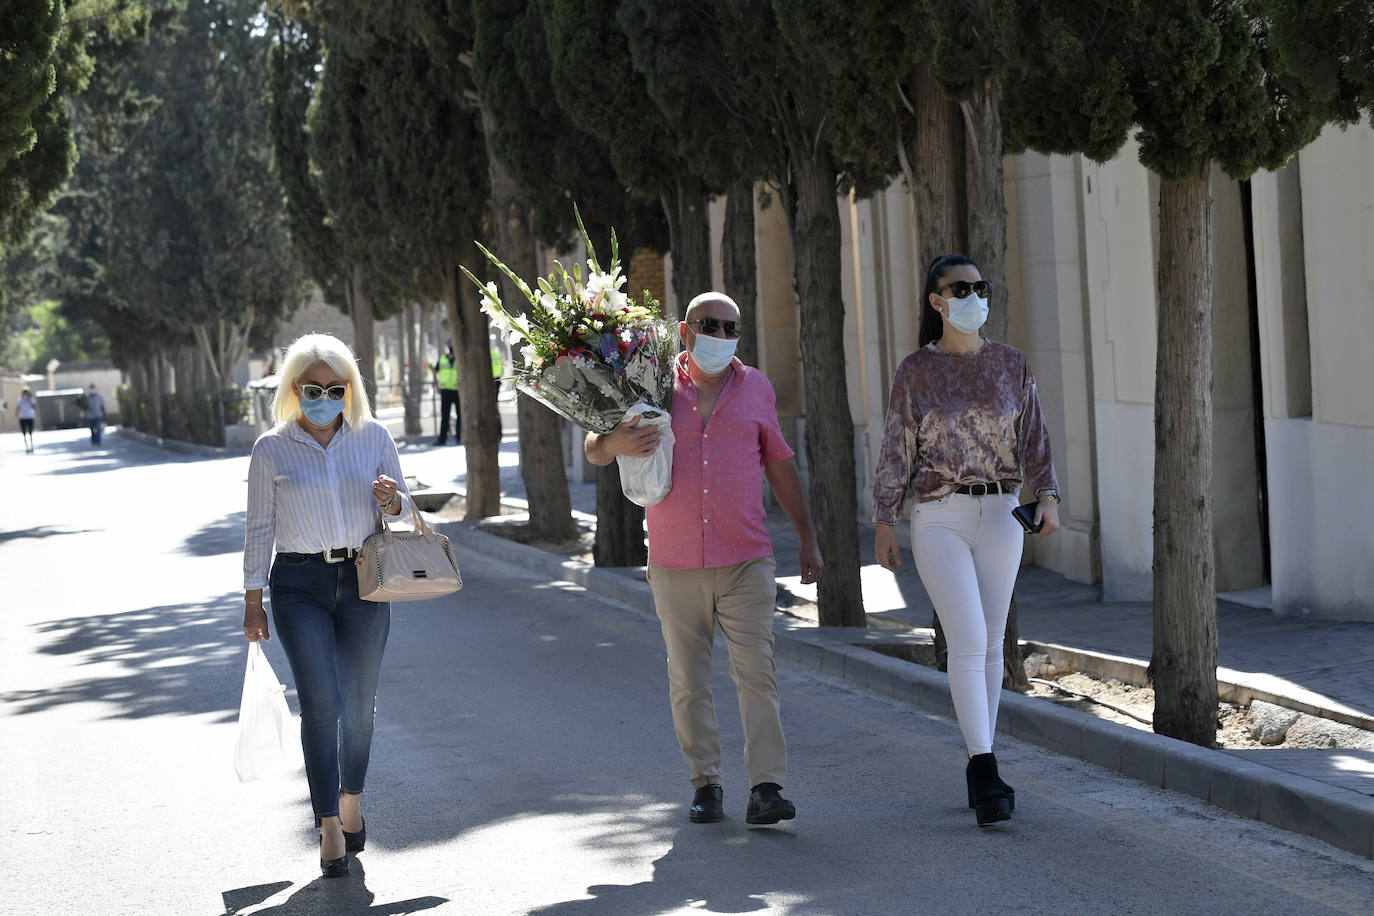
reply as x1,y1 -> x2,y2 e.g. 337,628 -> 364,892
431,345 -> 460,446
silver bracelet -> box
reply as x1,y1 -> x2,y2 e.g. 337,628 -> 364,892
380,492 -> 399,512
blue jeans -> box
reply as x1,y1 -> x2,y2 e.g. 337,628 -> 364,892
269,554 -> 391,820
89,419 -> 103,444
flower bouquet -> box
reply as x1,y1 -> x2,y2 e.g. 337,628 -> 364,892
461,208 -> 679,507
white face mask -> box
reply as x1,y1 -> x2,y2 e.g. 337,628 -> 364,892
944,293 -> 989,334
690,332 -> 738,374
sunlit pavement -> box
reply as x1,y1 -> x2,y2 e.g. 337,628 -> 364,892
3,428 -> 1373,916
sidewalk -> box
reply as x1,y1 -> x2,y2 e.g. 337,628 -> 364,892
395,432 -> 1374,860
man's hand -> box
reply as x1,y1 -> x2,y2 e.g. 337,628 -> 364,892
798,538 -> 823,585
585,415 -> 660,465
874,524 -> 901,571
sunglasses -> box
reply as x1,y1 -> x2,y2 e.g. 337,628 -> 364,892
687,317 -> 743,339
300,383 -> 348,402
938,280 -> 993,299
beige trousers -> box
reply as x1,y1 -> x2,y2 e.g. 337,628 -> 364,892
648,557 -> 786,789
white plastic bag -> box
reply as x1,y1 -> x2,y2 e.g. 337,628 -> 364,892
615,402 -> 675,507
233,642 -> 304,782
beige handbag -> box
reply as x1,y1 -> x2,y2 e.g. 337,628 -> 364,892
356,503 -> 463,602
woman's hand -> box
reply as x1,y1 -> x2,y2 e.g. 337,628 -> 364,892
1033,500 -> 1061,536
373,474 -> 401,514
874,524 -> 902,571
243,591 -> 269,641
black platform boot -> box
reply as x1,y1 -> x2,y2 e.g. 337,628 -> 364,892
965,753 -> 1012,826
967,773 -> 1015,811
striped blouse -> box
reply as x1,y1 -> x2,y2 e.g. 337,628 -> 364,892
243,417 -> 412,589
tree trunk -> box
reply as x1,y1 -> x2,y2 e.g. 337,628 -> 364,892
910,70 -> 967,669
594,461 -> 647,566
910,70 -> 967,271
662,174 -> 712,316
722,177 -> 759,367
785,147 -> 865,627
963,76 -> 1027,689
147,351 -> 164,437
1150,168 -> 1218,747
483,131 -> 576,542
446,251 -> 502,519
962,79 -> 1008,342
348,263 -> 378,408
402,303 -> 422,436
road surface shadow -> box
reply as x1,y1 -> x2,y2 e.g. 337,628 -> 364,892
2,593 -> 252,721
0,524 -> 100,543
182,510 -> 247,557
221,860 -> 447,915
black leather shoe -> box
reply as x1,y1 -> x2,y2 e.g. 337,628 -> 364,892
966,753 -> 1012,826
343,818 -> 366,853
320,834 -> 349,877
746,783 -> 796,825
689,784 -> 724,823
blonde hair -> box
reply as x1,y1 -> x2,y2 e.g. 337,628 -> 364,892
272,333 -> 372,426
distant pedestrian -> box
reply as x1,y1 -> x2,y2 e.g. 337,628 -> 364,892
16,389 -> 36,453
585,291 -> 822,827
84,384 -> 104,445
872,254 -> 1061,827
241,333 -> 412,878
430,345 -> 460,445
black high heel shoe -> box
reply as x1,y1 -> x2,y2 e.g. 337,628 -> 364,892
320,832 -> 349,877
965,753 -> 1012,826
967,773 -> 1015,811
343,818 -> 366,853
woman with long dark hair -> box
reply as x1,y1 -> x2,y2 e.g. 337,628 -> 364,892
872,254 -> 1061,826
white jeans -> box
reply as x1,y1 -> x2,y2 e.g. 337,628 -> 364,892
911,492 -> 1024,755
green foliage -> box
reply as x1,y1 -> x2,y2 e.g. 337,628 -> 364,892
56,0 -> 307,366
5,298 -> 111,371
0,1 -> 157,245
999,0 -> 1334,180
543,0 -> 697,201
469,0 -> 665,250
1260,0 -> 1374,127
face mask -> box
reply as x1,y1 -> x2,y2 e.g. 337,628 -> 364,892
691,332 -> 738,374
300,394 -> 346,426
944,294 -> 989,335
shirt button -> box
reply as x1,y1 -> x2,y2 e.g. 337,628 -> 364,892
692,406 -> 698,411
703,459 -> 709,465
703,433 -> 709,439
703,488 -> 708,494
703,518 -> 709,524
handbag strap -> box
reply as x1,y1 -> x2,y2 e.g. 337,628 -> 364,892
374,495 -> 433,538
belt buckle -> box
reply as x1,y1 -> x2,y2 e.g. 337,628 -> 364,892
970,482 -> 989,496
323,548 -> 348,564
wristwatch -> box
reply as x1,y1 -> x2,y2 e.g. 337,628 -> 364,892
1036,488 -> 1062,503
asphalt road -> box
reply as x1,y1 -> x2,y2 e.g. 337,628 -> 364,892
2,428 -> 1373,916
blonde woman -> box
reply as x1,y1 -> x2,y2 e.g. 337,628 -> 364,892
242,334 -> 411,877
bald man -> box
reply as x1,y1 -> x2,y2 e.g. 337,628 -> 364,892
586,292 -> 822,826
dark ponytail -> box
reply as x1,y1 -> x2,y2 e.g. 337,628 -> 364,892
919,253 -> 977,347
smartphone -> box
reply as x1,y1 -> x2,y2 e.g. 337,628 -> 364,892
1012,501 -> 1042,534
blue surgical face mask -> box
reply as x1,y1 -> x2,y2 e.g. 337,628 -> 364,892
944,293 -> 989,335
300,394 -> 346,426
691,332 -> 738,374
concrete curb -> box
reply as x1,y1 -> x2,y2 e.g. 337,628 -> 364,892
439,519 -> 1374,861
115,427 -> 250,458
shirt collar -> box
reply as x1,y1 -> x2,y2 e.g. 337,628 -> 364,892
287,415 -> 353,447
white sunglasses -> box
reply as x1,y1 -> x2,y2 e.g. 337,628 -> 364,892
300,383 -> 348,402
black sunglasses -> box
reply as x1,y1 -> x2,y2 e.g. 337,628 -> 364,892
938,280 -> 993,299
687,317 -> 743,339
300,383 -> 348,402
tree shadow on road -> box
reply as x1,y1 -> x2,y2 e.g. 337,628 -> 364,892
1,593 -> 253,722
220,860 -> 447,915
182,510 -> 247,556
0,524 -> 100,543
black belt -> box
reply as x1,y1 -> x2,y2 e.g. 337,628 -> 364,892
279,547 -> 359,564
954,481 -> 1016,496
